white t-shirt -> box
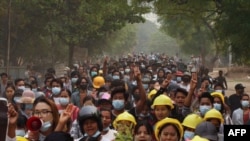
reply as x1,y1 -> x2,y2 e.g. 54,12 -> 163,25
102,129 -> 117,141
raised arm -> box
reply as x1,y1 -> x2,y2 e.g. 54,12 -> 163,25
134,66 -> 146,113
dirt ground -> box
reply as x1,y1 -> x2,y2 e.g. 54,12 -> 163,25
209,67 -> 250,96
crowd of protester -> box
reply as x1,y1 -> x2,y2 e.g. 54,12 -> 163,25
0,52 -> 249,141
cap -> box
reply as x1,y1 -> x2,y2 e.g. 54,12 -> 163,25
191,135 -> 209,141
235,83 -> 245,89
195,121 -> 218,141
17,90 -> 35,103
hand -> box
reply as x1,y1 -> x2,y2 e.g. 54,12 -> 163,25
197,82 -> 206,97
7,103 -> 18,126
104,56 -> 109,63
190,72 -> 197,90
162,73 -> 172,88
133,66 -> 141,81
59,104 -> 73,124
28,130 -> 39,141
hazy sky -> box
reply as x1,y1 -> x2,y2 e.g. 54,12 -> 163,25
143,12 -> 161,27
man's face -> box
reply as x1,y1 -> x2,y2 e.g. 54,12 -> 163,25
1,75 -> 8,82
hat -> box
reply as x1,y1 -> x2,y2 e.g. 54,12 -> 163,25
44,131 -> 73,141
191,135 -> 209,141
211,92 -> 225,104
195,121 -> 218,141
17,90 -> 35,104
98,92 -> 111,104
235,83 -> 245,89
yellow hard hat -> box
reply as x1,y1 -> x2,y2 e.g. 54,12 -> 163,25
148,89 -> 157,100
155,117 -> 183,141
211,92 -> 224,104
113,111 -> 136,129
204,108 -> 224,124
92,76 -> 105,89
151,94 -> 174,109
191,135 -> 209,141
16,136 -> 29,141
182,113 -> 203,129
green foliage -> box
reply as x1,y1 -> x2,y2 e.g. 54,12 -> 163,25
215,1 -> 250,65
0,0 -> 153,67
154,0 -> 221,66
114,123 -> 133,141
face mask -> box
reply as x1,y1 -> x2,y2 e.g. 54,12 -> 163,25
112,100 -> 125,110
125,69 -> 130,73
143,84 -> 148,90
32,88 -> 37,92
92,130 -> 101,138
91,71 -> 97,77
59,98 -> 69,106
139,113 -> 150,118
149,69 -> 153,72
141,64 -> 145,68
103,126 -> 110,132
176,77 -> 182,82
132,81 -> 137,86
184,130 -> 195,140
112,75 -> 120,80
40,121 -> 52,132
71,78 -> 78,84
120,71 -> 124,75
213,103 -> 222,111
199,105 -> 211,116
14,97 -> 21,103
25,104 -> 33,110
18,86 -> 25,91
241,100 -> 249,108
52,87 -> 61,95
80,84 -> 88,90
15,129 -> 26,137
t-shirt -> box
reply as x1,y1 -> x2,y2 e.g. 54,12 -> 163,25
102,129 -> 117,141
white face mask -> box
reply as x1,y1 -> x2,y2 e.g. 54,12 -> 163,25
15,129 -> 26,137
40,121 -> 52,132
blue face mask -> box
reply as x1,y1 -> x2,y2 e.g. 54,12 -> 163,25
52,87 -> 61,95
25,104 -> 33,110
213,103 -> 222,111
112,100 -> 125,110
199,105 -> 211,116
15,129 -> 26,137
91,71 -> 97,77
71,78 -> 78,84
112,75 -> 120,80
59,98 -> 69,106
92,130 -> 101,138
142,84 -> 148,90
176,77 -> 182,82
40,121 -> 52,132
184,130 -> 195,140
241,100 -> 249,108
103,126 -> 110,132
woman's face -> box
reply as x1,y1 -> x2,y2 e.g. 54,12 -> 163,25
154,105 -> 169,121
159,125 -> 179,141
33,102 -> 53,123
6,87 -> 15,100
101,111 -> 111,128
83,119 -> 98,136
60,90 -> 70,99
134,125 -> 152,141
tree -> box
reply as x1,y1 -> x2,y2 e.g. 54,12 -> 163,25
154,0 -> 221,66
